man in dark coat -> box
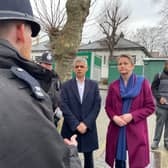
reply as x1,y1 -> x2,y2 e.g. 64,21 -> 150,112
0,0 -> 81,168
61,57 -> 101,168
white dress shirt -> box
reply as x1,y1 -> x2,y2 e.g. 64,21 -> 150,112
76,78 -> 85,103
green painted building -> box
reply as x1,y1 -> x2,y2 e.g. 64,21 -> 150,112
108,61 -> 143,83
32,38 -> 166,83
108,58 -> 168,84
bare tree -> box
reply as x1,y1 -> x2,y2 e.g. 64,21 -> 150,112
127,0 -> 168,57
132,27 -> 161,53
34,0 -> 66,35
33,0 -> 91,80
99,0 -> 129,60
158,0 -> 168,56
160,0 -> 168,31
161,42 -> 168,56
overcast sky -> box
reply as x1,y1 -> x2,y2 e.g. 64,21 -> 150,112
82,0 -> 163,42
123,0 -> 162,30
31,0 -> 164,43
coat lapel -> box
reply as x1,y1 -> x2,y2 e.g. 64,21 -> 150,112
71,78 -> 81,103
83,79 -> 90,102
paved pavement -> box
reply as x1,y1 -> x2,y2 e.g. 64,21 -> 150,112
79,88 -> 168,168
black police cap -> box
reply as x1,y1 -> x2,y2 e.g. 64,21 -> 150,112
40,52 -> 53,65
0,0 -> 40,37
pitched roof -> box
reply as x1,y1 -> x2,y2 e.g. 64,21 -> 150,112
79,37 -> 151,57
80,37 -> 145,50
31,37 -> 151,57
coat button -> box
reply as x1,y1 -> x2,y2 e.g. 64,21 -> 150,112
34,86 -> 44,97
16,68 -> 24,72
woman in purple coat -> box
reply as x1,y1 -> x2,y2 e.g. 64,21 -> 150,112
105,55 -> 155,168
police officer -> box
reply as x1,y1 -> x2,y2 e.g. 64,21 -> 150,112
0,0 -> 81,168
39,52 -> 62,127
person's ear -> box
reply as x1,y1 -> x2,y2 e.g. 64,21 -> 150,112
16,23 -> 26,43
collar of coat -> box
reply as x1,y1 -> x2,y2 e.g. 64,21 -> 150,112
0,39 -> 53,92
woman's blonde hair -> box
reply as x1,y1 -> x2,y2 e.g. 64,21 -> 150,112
117,54 -> 134,65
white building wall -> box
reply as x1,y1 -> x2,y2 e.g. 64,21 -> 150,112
113,50 -> 146,65
92,66 -> 101,81
91,49 -> 147,80
92,51 -> 109,79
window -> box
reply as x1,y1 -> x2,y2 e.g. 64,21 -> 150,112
132,55 -> 136,64
103,55 -> 107,65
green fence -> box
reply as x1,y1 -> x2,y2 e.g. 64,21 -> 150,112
108,61 -> 143,84
108,59 -> 168,84
144,60 -> 165,83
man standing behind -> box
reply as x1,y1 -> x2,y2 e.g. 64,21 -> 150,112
39,52 -> 62,127
61,57 -> 101,168
151,61 -> 168,150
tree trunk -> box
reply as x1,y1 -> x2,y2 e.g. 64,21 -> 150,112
50,0 -> 91,81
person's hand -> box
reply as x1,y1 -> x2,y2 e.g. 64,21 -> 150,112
76,122 -> 87,134
113,115 -> 127,127
80,122 -> 87,132
64,134 -> 78,146
160,97 -> 167,104
76,124 -> 84,134
121,114 -> 133,124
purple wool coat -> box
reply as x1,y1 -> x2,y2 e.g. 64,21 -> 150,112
105,79 -> 155,168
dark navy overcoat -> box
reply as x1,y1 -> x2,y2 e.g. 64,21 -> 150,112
61,78 -> 101,152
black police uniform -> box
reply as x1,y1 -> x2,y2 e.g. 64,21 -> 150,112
48,71 -> 62,126
0,40 -> 81,168
40,52 -> 62,126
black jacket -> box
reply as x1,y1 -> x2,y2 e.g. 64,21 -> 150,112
47,70 -> 62,127
151,70 -> 168,108
0,39 -> 81,168
48,70 -> 61,111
